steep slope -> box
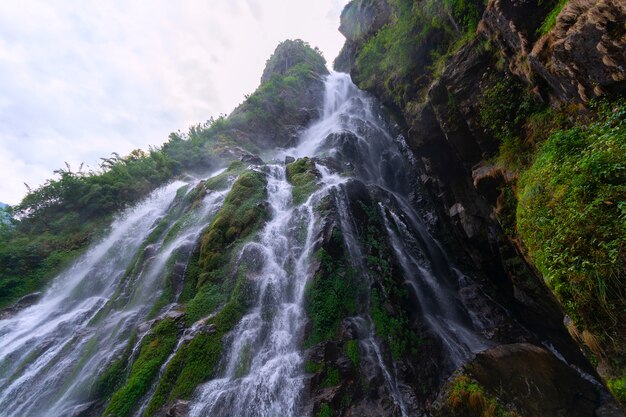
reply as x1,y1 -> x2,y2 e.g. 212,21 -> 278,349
335,0 -> 626,410
0,5 -> 624,416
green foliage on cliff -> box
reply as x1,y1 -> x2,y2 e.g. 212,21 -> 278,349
517,100 -> 626,373
197,170 -> 268,286
304,234 -> 358,345
103,319 -> 178,417
286,157 -> 320,205
479,76 -> 543,169
537,0 -> 569,36
143,268 -> 251,416
354,0 -> 483,105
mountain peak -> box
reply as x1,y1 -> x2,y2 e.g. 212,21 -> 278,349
260,39 -> 328,85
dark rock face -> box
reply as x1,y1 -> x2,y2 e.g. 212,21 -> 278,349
335,0 -> 391,72
339,0 -> 390,44
334,0 -> 626,415
432,343 -> 612,417
530,0 -> 626,102
470,344 -> 598,417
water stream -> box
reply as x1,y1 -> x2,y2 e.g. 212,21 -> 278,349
0,171 -> 227,417
0,72 -> 490,416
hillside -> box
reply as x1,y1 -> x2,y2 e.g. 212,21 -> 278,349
0,3 -> 624,417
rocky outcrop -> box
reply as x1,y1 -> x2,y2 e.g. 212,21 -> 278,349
335,0 -> 626,413
227,40 -> 329,150
260,39 -> 328,85
432,343 -> 625,417
530,0 -> 626,102
480,0 -> 626,102
335,0 -> 391,72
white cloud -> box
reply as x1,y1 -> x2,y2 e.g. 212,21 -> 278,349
0,0 -> 350,204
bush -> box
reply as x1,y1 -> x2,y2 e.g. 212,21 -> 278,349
517,99 -> 626,373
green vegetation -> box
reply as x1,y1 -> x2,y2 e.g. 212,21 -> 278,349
322,366 -> 341,387
304,232 -> 359,346
317,403 -> 332,417
370,289 -> 420,360
103,319 -> 178,417
517,100 -> 626,376
448,374 -> 520,417
345,339 -> 360,367
354,0 -> 483,105
197,170 -> 268,286
608,374 -> 626,403
230,40 -> 328,149
143,268 -> 251,416
537,0 -> 569,36
286,158 -> 320,205
358,201 -> 421,360
0,39 -> 325,312
479,76 -> 543,170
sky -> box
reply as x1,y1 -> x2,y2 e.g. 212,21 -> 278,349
0,0 -> 350,205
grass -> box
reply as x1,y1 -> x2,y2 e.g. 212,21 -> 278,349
537,0 -> 569,36
448,374 -> 519,417
517,99 -> 626,383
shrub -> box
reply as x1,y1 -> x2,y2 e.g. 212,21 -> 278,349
517,99 -> 626,374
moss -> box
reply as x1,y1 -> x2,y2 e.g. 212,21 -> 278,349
144,269 -> 251,416
286,157 -> 320,205
305,360 -> 325,374
103,319 -> 178,417
204,160 -> 247,191
322,366 -> 341,387
304,246 -> 358,346
608,374 -> 626,403
317,403 -> 332,417
358,200 -> 421,360
345,339 -> 360,368
517,99 -> 626,383
197,170 -> 268,284
370,288 -> 420,360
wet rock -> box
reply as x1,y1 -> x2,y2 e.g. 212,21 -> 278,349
432,343 -> 619,417
239,153 -> 264,166
166,400 -> 189,417
0,292 -> 41,320
284,155 -> 295,165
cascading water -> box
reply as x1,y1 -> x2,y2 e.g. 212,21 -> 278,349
188,165 -> 345,417
187,72 -> 489,416
0,71 -> 492,417
0,170 -> 228,417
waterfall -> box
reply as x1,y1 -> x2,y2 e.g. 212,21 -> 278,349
0,72 -> 490,417
188,165 -> 345,417
0,170 -> 228,417
187,72 -> 488,415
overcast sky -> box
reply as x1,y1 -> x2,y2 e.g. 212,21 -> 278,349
0,0 -> 350,204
